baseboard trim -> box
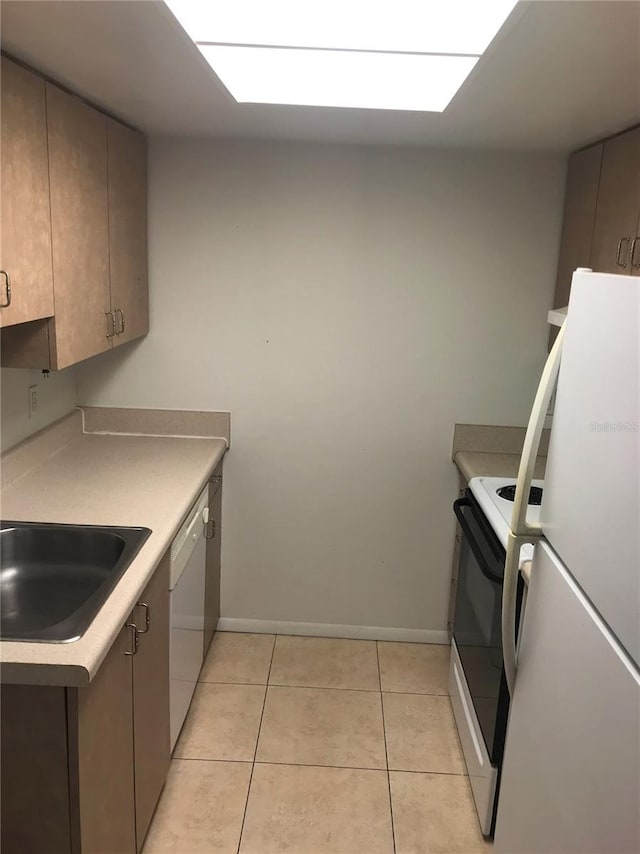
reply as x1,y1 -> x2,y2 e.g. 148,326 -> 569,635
215,618 -> 449,645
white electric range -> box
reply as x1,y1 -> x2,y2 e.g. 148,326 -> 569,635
449,474 -> 544,837
469,475 -> 544,559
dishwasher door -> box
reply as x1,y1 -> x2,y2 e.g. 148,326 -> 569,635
169,488 -> 207,750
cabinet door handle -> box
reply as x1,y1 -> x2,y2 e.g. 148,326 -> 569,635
631,237 -> 640,269
115,308 -> 125,334
616,236 -> 630,268
205,518 -> 216,540
136,602 -> 151,634
124,622 -> 139,655
105,311 -> 116,338
0,270 -> 11,308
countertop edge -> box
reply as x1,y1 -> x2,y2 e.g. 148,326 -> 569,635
454,450 -> 547,482
0,661 -> 91,687
0,437 -> 227,687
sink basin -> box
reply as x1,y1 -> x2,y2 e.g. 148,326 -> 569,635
0,521 -> 151,643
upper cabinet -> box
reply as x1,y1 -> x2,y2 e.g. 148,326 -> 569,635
0,57 -> 55,327
590,126 -> 640,275
552,144 -> 603,312
552,124 -> 640,318
107,119 -> 149,346
0,58 -> 149,370
46,83 -> 112,367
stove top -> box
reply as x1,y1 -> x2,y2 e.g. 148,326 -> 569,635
468,476 -> 545,557
495,484 -> 543,505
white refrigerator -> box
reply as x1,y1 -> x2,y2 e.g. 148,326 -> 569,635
493,269 -> 640,853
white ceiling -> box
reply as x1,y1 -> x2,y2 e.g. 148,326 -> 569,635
1,0 -> 639,151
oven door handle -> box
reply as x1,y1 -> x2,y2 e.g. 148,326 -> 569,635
453,498 -> 504,586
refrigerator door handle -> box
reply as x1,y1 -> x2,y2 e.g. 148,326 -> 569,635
503,315 -> 567,695
511,320 -> 566,537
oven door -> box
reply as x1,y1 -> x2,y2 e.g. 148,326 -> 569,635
452,492 -> 507,760
451,491 -> 514,835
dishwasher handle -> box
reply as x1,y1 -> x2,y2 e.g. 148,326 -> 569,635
171,491 -> 208,560
169,486 -> 209,591
202,506 -> 216,540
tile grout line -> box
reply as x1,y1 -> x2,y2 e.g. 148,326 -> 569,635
198,677 -> 451,698
235,634 -> 277,854
173,755 -> 469,777
157,637 -> 474,853
254,761 -> 468,778
197,679 -> 377,694
377,641 -> 397,854
174,756 -> 253,765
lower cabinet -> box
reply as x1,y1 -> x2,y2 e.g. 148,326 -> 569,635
131,557 -> 170,850
203,463 -> 223,656
0,685 -> 74,854
71,622 -> 137,854
0,554 -> 170,854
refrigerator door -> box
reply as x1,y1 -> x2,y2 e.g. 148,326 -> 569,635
541,270 -> 639,665
494,541 -> 640,854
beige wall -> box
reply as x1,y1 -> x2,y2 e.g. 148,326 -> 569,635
77,139 -> 565,636
1,367 -> 77,452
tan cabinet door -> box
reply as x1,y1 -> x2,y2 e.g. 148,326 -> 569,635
0,58 -> 54,327
46,82 -> 111,368
131,556 -> 171,851
108,118 -> 149,345
552,144 -> 602,310
632,209 -> 640,276
590,126 -> 640,274
1,686 -> 72,854
74,624 -> 137,854
204,476 -> 223,656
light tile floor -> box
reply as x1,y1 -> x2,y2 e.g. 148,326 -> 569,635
144,633 -> 492,854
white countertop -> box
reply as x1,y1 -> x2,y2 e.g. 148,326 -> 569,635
1,429 -> 226,686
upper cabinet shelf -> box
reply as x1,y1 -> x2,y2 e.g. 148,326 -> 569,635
0,56 -> 149,370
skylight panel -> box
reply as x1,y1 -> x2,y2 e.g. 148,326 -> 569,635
165,0 -> 518,112
198,46 -> 478,112
166,0 -> 518,56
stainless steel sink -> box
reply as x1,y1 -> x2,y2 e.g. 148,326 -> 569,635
0,521 -> 151,643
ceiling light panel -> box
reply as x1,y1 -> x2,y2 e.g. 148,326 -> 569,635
166,0 -> 519,56
197,46 -> 478,112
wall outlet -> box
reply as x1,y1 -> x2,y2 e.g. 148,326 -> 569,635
28,384 -> 39,418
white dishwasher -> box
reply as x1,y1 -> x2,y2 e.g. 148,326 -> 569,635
169,485 -> 208,750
